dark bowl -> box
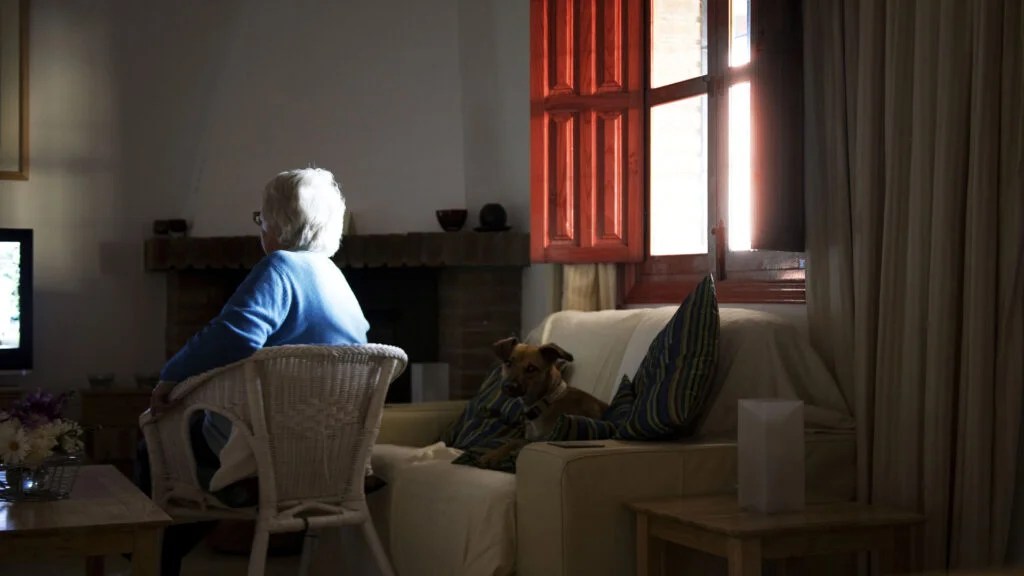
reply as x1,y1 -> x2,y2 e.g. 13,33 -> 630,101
436,209 -> 468,232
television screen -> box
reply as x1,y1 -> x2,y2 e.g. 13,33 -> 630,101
0,228 -> 32,374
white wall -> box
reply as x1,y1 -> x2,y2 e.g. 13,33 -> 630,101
457,0 -> 559,335
0,0 -> 482,390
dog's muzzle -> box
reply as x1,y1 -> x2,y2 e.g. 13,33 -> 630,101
501,379 -> 524,397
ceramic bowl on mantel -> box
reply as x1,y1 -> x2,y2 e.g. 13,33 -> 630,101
436,209 -> 468,232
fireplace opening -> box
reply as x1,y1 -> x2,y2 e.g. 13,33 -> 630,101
343,267 -> 439,403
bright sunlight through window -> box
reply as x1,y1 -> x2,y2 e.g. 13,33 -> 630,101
648,0 -> 753,256
729,82 -> 752,251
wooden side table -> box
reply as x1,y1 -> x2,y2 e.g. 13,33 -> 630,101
629,495 -> 924,576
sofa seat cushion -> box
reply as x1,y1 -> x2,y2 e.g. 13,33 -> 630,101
386,445 -> 517,576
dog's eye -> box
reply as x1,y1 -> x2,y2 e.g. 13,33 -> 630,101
503,360 -> 511,367
525,365 -> 539,373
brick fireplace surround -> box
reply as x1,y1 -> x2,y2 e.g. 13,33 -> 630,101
144,232 -> 530,402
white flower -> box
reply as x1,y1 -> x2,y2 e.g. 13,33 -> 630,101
0,420 -> 29,466
22,432 -> 57,468
52,419 -> 84,454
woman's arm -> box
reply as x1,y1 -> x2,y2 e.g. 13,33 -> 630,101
159,257 -> 292,383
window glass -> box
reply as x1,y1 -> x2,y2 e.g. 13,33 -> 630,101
651,0 -> 708,88
649,95 -> 709,256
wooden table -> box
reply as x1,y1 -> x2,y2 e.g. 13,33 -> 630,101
629,495 -> 925,576
0,464 -> 171,575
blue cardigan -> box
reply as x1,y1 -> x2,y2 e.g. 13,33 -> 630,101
160,249 -> 369,452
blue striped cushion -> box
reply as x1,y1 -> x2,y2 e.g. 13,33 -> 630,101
442,364 -> 526,472
615,275 -> 720,440
442,364 -> 525,449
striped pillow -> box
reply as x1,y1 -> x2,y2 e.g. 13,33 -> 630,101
442,364 -> 525,449
615,274 -> 720,440
442,364 -> 528,472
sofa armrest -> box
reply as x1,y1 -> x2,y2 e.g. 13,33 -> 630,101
515,435 -> 856,576
377,400 -> 466,447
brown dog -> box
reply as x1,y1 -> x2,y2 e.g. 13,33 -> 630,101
478,337 -> 608,467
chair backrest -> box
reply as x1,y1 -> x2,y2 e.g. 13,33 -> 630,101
244,344 -> 407,509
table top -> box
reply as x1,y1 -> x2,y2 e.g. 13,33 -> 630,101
628,494 -> 925,537
0,465 -> 171,536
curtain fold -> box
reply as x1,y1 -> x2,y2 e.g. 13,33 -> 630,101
560,263 -> 617,312
805,0 -> 1024,569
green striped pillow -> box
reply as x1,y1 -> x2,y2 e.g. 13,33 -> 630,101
615,275 -> 720,440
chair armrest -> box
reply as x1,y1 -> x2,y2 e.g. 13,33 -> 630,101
137,361 -> 254,509
138,360 -> 249,428
515,435 -> 856,576
377,401 -> 466,447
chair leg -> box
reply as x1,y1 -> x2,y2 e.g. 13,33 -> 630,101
298,529 -> 320,576
247,524 -> 270,576
361,516 -> 395,576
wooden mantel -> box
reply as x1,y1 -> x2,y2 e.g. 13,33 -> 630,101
144,232 -> 531,271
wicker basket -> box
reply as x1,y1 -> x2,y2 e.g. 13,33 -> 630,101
0,453 -> 84,502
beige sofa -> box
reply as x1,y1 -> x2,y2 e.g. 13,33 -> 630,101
363,305 -> 857,576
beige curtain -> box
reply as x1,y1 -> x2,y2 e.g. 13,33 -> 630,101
804,0 -> 1023,570
560,264 -> 617,311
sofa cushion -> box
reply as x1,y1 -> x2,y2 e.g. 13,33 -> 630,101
386,446 -> 517,576
616,275 -> 720,440
697,307 -> 856,437
525,308 -> 652,402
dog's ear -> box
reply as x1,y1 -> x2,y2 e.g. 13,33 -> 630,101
493,337 -> 519,361
538,343 -> 574,364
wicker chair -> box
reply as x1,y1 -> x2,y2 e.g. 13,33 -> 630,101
139,344 -> 407,576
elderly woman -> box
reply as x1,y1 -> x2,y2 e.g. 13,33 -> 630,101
140,167 -> 368,575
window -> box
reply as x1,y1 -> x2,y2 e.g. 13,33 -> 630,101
530,0 -> 806,304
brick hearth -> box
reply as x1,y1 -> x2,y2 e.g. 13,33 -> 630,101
145,233 -> 530,401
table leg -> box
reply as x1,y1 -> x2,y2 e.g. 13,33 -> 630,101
635,513 -> 664,576
85,556 -> 105,576
131,527 -> 162,576
727,537 -> 762,576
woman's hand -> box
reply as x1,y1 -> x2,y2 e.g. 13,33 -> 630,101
150,381 -> 177,418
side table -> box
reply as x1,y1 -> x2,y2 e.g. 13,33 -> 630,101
628,495 -> 924,576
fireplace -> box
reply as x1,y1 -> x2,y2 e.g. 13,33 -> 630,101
145,233 -> 529,401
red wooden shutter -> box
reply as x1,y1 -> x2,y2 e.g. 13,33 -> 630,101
530,0 -> 644,263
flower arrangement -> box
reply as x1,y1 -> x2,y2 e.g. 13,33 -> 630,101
0,389 -> 84,468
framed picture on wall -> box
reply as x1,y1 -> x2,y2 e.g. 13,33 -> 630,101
0,0 -> 27,180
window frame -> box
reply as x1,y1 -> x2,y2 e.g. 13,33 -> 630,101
622,0 -> 805,305
527,0 -> 805,305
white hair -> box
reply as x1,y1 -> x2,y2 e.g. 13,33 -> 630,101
262,168 -> 346,255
